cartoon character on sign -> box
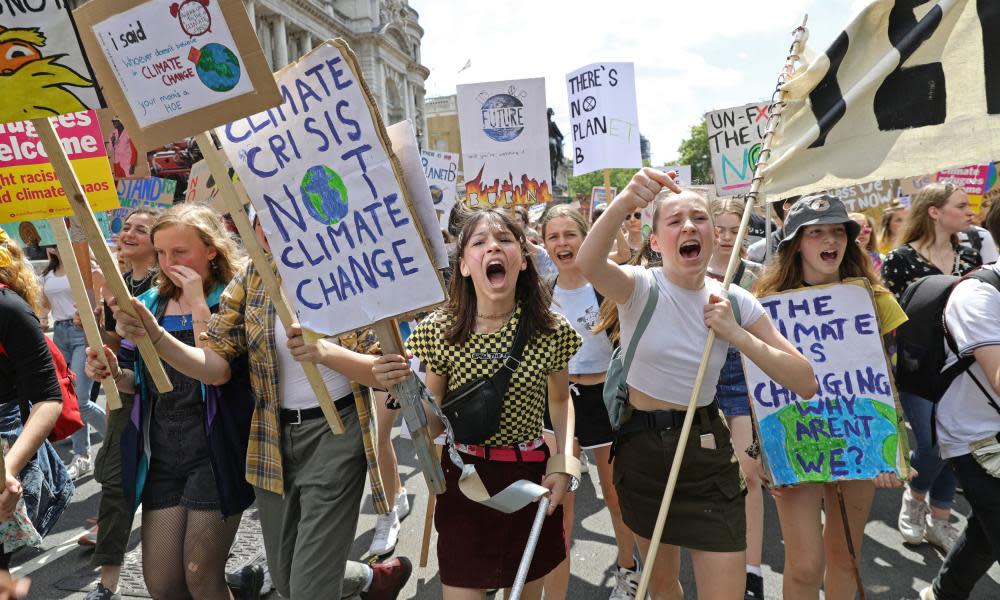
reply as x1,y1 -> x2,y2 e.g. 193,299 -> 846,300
301,165 -> 350,226
0,25 -> 93,121
170,0 -> 212,37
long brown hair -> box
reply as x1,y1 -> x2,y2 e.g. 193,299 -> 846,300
981,197 -> 1000,248
151,204 -> 243,301
444,209 -> 557,345
901,183 -> 960,247
710,196 -> 747,259
539,203 -> 589,240
754,226 -> 885,296
0,231 -> 43,313
878,200 -> 906,251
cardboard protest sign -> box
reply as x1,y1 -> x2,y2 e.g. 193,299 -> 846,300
937,164 -> 990,213
0,1 -> 103,123
829,180 -> 897,222
96,111 -> 151,180
565,62 -> 641,175
661,164 -> 692,187
74,0 -> 281,150
420,149 -> 459,227
0,110 -> 118,224
764,0 -> 1000,199
1,215 -> 113,247
706,102 -> 770,196
457,78 -> 552,208
386,121 -> 449,269
105,176 -> 175,235
218,41 -> 446,337
744,280 -> 902,487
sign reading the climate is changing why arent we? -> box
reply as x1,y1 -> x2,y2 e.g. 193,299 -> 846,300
219,41 -> 444,337
742,280 -> 903,487
566,62 -> 641,176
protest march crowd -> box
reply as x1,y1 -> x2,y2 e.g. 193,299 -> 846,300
3,1 -> 1000,600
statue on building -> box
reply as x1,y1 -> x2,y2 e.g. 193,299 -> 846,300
547,107 -> 564,185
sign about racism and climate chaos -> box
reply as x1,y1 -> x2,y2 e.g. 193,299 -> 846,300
0,0 -> 104,123
743,280 -> 903,487
104,176 -> 175,235
74,0 -> 281,150
457,78 -> 552,208
706,102 -> 770,197
936,164 -> 990,213
829,179 -> 897,223
763,1 -> 1000,199
0,111 -> 118,224
218,41 -> 445,337
565,62 -> 642,176
420,149 -> 459,227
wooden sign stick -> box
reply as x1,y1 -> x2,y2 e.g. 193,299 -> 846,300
195,132 -> 345,434
49,218 -> 122,411
419,444 -> 443,568
634,16 -> 808,600
31,118 -> 172,394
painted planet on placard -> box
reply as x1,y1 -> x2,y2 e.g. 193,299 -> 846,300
429,185 -> 444,205
195,43 -> 241,92
300,165 -> 349,226
480,93 -> 525,142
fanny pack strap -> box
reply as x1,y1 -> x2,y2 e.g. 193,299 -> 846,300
489,311 -> 530,396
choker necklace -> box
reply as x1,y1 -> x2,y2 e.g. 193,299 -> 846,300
127,269 -> 155,296
477,308 -> 515,319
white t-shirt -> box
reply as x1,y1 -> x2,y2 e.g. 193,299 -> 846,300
42,273 -> 76,322
959,226 -> 999,263
552,282 -> 613,375
274,318 -> 352,410
618,266 -> 765,407
937,263 -> 1000,459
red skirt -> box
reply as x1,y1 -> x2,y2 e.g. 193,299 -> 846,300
435,446 -> 566,589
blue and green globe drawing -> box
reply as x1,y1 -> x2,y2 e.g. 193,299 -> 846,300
196,43 -> 242,92
300,165 -> 349,225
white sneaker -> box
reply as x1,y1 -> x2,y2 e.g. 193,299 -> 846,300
367,510 -> 401,556
609,564 -> 640,600
580,451 -> 590,474
919,586 -> 936,600
394,488 -> 410,521
898,487 -> 929,544
925,516 -> 960,553
67,455 -> 93,480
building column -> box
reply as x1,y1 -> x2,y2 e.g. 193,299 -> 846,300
301,32 -> 313,54
259,16 -> 273,70
271,15 -> 288,68
243,0 -> 255,25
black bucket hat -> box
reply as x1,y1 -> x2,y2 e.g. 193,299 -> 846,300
777,193 -> 861,252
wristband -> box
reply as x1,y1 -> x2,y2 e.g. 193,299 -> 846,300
151,327 -> 166,346
545,453 -> 582,481
112,367 -> 126,384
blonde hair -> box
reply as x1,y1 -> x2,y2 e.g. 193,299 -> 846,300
710,197 -> 747,258
878,200 -> 906,251
848,212 -> 879,255
901,183 -> 960,247
0,231 -> 43,313
151,204 -> 243,300
650,190 -> 712,236
539,204 -> 589,240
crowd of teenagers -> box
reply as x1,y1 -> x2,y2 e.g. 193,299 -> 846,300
0,167 -> 997,600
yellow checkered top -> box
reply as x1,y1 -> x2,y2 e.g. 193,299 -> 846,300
407,305 -> 582,446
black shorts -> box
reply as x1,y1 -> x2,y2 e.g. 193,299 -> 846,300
544,381 -> 615,450
143,409 -> 220,511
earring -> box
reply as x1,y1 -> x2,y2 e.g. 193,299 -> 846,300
210,259 -> 219,272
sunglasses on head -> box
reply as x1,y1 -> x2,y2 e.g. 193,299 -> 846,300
861,225 -> 872,233
624,212 -> 642,221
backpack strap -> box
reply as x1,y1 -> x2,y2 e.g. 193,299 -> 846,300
621,279 -> 659,382
942,268 -> 1000,406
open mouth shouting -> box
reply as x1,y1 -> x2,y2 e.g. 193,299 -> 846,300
554,249 -> 574,265
485,258 -> 507,288
820,249 -> 839,264
679,240 -> 702,260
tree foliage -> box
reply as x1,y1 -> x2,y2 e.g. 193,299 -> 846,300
566,168 -> 637,200
676,119 -> 713,185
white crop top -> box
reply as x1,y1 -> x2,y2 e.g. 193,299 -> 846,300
551,282 -> 613,375
274,317 -> 353,409
618,266 -> 765,407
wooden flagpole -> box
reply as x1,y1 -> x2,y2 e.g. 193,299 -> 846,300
633,16 -> 809,600
48,218 -> 122,411
195,132 -> 345,434
31,118 -> 173,394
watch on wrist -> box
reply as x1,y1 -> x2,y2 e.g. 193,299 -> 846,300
567,475 -> 580,492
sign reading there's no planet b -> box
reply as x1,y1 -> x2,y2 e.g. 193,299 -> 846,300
74,0 -> 280,150
743,280 -> 903,487
566,62 -> 641,176
218,40 -> 445,337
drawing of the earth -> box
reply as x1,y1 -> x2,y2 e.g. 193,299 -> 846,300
429,185 -> 443,205
480,93 -> 524,142
300,165 -> 349,226
195,43 -> 241,92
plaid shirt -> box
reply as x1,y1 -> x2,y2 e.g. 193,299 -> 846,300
203,261 -> 387,512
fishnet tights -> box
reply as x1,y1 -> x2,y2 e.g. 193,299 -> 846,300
141,506 -> 241,600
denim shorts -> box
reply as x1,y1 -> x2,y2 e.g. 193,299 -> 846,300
715,349 -> 752,418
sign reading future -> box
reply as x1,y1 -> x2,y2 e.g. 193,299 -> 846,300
74,0 -> 280,150
219,41 -> 445,337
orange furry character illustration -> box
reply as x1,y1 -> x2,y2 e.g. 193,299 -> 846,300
0,25 -> 93,121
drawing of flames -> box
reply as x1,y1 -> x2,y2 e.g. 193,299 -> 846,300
464,166 -> 552,208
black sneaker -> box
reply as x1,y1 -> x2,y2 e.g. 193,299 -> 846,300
84,584 -> 121,600
226,564 -> 265,600
745,572 -> 764,599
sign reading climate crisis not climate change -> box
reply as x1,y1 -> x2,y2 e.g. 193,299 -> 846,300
0,111 -> 118,224
219,41 -> 444,337
742,280 -> 902,487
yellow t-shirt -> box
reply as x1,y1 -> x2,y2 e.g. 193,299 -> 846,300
407,305 -> 582,446
874,288 -> 908,334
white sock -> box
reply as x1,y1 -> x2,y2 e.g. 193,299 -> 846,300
362,565 -> 374,592
746,565 -> 762,577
